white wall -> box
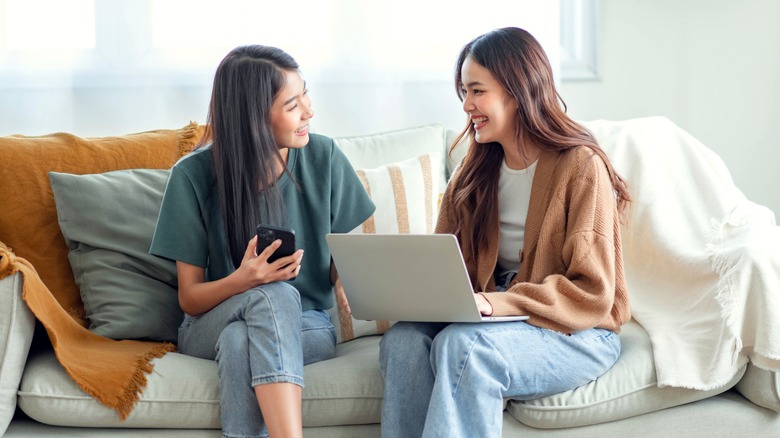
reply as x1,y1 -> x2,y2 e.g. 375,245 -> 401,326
560,0 -> 780,216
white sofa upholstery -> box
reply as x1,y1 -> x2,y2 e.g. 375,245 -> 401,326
2,121 -> 779,437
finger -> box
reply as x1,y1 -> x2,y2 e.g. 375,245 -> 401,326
245,235 -> 259,259
279,256 -> 302,281
258,239 -> 282,262
272,249 -> 304,269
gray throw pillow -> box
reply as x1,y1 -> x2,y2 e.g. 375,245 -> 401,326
49,169 -> 181,343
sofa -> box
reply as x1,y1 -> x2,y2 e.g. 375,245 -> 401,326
1,119 -> 779,437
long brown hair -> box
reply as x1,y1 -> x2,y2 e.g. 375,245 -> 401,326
201,45 -> 299,268
450,27 -> 630,263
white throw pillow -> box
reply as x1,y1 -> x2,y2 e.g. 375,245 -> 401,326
335,124 -> 448,192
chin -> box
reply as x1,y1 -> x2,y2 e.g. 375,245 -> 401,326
474,133 -> 493,144
293,134 -> 309,148
284,134 -> 309,149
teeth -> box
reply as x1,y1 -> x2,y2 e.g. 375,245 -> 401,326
295,125 -> 308,133
474,117 -> 488,124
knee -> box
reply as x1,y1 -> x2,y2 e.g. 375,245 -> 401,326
245,282 -> 301,315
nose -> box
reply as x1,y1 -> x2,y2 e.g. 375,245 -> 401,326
462,95 -> 475,113
303,100 -> 314,120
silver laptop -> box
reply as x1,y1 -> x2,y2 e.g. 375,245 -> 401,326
326,233 -> 529,323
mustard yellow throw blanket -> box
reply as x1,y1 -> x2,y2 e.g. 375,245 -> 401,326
0,243 -> 174,419
0,123 -> 203,419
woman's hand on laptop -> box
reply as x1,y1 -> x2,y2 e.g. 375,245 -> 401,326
474,293 -> 493,316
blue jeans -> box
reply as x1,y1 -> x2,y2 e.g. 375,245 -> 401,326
379,321 -> 621,438
177,282 -> 337,438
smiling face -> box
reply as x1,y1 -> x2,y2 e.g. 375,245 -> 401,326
269,69 -> 314,150
459,56 -> 518,147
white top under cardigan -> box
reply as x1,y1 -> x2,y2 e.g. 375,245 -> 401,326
496,159 -> 537,278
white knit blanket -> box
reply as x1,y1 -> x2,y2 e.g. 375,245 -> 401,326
581,117 -> 780,390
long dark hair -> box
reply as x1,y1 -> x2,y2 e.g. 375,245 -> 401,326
450,27 -> 630,263
201,45 -> 299,268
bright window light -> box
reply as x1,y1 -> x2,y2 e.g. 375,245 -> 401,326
150,0 -> 334,67
2,0 -> 95,49
151,0 -> 244,49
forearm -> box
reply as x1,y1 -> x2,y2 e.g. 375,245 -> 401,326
176,260 -> 249,316
178,273 -> 245,316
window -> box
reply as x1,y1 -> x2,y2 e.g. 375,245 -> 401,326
0,0 -> 567,136
0,0 -> 563,86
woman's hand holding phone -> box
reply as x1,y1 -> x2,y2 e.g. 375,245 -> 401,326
233,235 -> 303,290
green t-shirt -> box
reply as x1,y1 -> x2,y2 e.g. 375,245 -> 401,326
150,134 -> 375,311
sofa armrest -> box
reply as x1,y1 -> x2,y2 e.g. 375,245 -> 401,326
0,271 -> 36,435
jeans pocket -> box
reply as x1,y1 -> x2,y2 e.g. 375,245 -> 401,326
587,330 -> 621,363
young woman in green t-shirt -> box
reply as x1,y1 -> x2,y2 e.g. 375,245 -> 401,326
151,45 -> 373,438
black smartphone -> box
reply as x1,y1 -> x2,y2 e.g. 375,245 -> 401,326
256,224 -> 296,263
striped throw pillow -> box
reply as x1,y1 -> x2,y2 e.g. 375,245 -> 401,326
333,154 -> 441,343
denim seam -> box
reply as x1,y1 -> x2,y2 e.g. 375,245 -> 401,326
251,373 -> 304,388
255,287 -> 285,372
223,432 -> 269,438
450,331 -> 484,397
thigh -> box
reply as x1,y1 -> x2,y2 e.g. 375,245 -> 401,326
437,322 -> 621,400
177,282 -> 300,360
301,309 -> 336,365
380,322 -> 448,361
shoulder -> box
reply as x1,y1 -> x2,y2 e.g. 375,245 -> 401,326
306,133 -> 337,154
300,133 -> 351,166
169,145 -> 215,189
173,145 -> 213,174
556,145 -> 609,178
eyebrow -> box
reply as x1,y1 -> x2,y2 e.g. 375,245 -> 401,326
283,81 -> 307,106
464,81 -> 484,88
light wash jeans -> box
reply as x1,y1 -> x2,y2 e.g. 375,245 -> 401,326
379,320 -> 621,438
177,281 -> 336,438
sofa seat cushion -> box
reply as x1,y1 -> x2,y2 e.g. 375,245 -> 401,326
507,320 -> 747,428
735,363 -> 780,413
18,336 -> 383,428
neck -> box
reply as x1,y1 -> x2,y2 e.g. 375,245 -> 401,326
277,148 -> 290,176
500,138 -> 540,170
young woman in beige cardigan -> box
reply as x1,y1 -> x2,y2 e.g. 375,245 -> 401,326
379,27 -> 632,437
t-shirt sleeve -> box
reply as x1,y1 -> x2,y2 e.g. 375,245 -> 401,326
149,165 -> 209,267
329,141 -> 376,233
